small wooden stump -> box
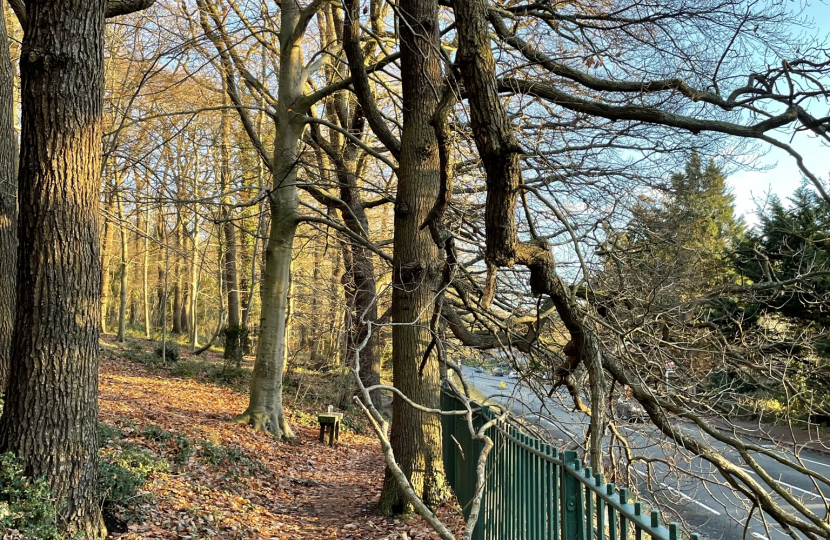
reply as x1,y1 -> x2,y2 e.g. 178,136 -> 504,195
318,412 -> 344,446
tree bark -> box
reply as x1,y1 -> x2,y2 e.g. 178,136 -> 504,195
228,0 -> 307,440
142,185 -> 151,337
0,0 -> 17,391
452,0 -> 607,473
220,94 -> 243,364
100,187 -> 114,334
172,220 -> 183,334
377,0 -> 449,514
0,0 -> 109,535
189,210 -> 200,350
116,190 -> 128,342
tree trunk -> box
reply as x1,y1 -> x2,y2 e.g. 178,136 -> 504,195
116,191 -> 128,342
189,213 -> 199,350
220,95 -> 243,364
308,236 -> 323,367
100,188 -> 114,334
180,287 -> 189,334
0,0 -> 17,391
172,222 -> 182,334
0,0 -> 108,535
378,0 -> 449,514
142,190 -> 151,337
339,176 -> 381,409
233,0 -> 310,440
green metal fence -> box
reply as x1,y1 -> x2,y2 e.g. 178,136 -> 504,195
441,384 -> 702,540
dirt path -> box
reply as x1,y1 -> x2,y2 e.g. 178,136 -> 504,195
98,354 -> 462,539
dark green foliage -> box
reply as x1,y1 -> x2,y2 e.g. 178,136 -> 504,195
709,369 -> 759,395
198,440 -> 227,466
168,434 -> 193,464
154,343 -> 180,363
0,452 -> 61,539
621,152 -> 744,293
197,440 -> 266,473
140,424 -> 174,442
98,444 -> 169,509
98,422 -> 124,444
734,185 -> 830,323
204,363 -> 251,388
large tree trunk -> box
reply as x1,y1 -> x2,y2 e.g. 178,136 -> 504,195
232,0 -> 308,440
0,0 -> 17,391
377,0 -> 449,514
189,213 -> 200,350
338,174 -> 381,409
0,0 -> 108,536
142,185 -> 151,337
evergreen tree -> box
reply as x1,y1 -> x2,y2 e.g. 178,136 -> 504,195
618,153 -> 745,298
735,185 -> 830,323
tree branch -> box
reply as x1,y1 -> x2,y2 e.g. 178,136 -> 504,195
9,0 -> 156,27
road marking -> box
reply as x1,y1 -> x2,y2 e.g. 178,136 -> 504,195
738,467 -> 830,502
632,468 -> 722,515
527,413 -> 578,439
751,532 -> 770,540
792,456 -> 830,471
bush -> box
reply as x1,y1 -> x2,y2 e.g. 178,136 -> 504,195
198,440 -> 227,467
205,364 -> 251,388
166,360 -> 204,379
153,343 -> 180,363
0,452 -> 61,540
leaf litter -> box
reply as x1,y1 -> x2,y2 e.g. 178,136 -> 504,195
98,340 -> 464,539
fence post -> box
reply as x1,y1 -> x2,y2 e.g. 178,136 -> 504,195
441,383 -> 456,491
562,450 -> 586,540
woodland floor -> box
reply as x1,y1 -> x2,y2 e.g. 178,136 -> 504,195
97,336 -> 464,540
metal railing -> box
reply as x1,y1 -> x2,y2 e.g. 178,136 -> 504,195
441,384 -> 702,540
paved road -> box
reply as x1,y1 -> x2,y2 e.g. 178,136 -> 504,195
459,366 -> 830,540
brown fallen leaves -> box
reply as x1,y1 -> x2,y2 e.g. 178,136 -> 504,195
98,342 -> 464,540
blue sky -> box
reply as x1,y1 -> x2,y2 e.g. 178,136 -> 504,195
728,1 -> 830,224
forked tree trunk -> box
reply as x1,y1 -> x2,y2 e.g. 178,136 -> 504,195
0,0 -> 17,391
0,0 -> 108,536
377,0 -> 449,514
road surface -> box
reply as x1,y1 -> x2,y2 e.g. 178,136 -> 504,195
458,366 -> 830,540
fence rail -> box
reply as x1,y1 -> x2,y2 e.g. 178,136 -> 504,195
441,384 -> 702,540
